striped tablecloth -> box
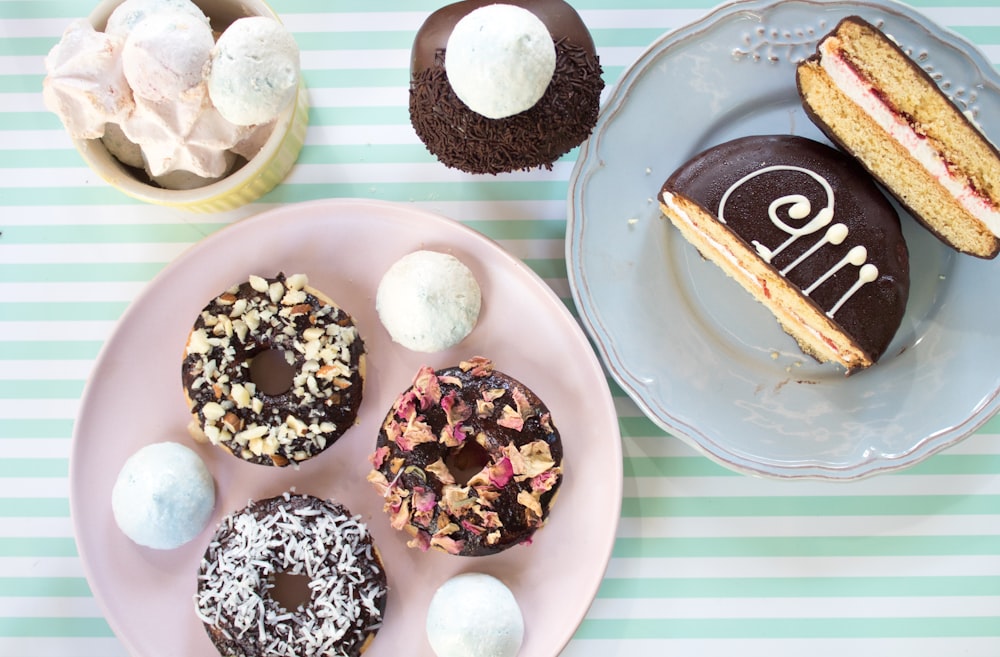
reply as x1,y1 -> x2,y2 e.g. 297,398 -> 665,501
2,1 -> 999,655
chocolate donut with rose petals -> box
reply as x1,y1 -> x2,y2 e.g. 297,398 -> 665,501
367,357 -> 563,556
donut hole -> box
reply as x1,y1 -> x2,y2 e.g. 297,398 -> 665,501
445,439 -> 491,486
269,570 -> 313,612
249,347 -> 295,396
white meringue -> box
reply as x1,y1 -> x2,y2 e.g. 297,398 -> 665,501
445,4 -> 556,119
105,0 -> 208,39
121,10 -> 215,103
376,250 -> 482,353
111,442 -> 215,550
426,573 -> 524,657
207,16 -> 301,126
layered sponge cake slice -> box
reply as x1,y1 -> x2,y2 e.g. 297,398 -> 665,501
797,16 -> 1000,259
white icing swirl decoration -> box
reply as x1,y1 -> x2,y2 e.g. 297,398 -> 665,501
718,165 -> 879,318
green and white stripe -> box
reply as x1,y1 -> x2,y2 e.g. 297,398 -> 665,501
1,1 -> 999,655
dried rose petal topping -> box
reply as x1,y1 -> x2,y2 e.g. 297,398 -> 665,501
394,391 -> 418,421
497,405 -> 524,431
413,486 -> 437,513
442,390 -> 472,426
460,356 -> 494,377
531,469 -> 559,493
368,358 -> 563,556
369,445 -> 390,469
397,417 -> 435,451
488,457 -> 514,488
412,366 -> 442,408
407,530 -> 431,552
426,458 -> 455,485
511,386 -> 532,419
388,495 -> 410,531
519,440 -> 556,478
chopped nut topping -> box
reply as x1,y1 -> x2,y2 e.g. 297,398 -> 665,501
285,273 -> 308,290
182,273 -> 365,467
248,275 -> 269,293
222,412 -> 242,433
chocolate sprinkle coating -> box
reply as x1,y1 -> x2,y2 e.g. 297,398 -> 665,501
409,39 -> 604,174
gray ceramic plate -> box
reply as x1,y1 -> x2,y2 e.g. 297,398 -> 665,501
568,0 -> 1000,479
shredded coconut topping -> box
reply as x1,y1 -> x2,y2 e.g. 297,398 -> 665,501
194,493 -> 387,657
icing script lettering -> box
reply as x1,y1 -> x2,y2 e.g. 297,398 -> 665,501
718,165 -> 878,318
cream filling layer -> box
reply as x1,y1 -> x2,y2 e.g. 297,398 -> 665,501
818,39 -> 1000,238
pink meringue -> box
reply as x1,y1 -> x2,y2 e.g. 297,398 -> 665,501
121,10 -> 214,103
105,0 -> 208,39
42,20 -> 133,139
122,90 -> 248,178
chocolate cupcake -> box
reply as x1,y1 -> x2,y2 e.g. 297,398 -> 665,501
409,0 -> 604,174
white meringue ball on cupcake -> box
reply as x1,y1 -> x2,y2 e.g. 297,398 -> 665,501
444,4 -> 556,120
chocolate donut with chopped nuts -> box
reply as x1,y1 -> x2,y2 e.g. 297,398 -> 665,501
194,492 -> 388,657
182,273 -> 365,467
367,356 -> 563,556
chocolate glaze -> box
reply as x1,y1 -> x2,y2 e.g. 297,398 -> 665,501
661,135 -> 910,363
370,358 -> 563,557
409,0 -> 604,174
411,0 -> 597,74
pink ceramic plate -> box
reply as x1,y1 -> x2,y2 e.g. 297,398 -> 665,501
70,199 -> 621,657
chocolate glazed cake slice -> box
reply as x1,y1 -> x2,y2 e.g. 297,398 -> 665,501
659,135 -> 910,374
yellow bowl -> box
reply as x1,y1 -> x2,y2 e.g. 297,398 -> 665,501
74,0 -> 309,213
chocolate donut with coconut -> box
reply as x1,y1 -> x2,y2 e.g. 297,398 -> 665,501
195,493 -> 387,657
